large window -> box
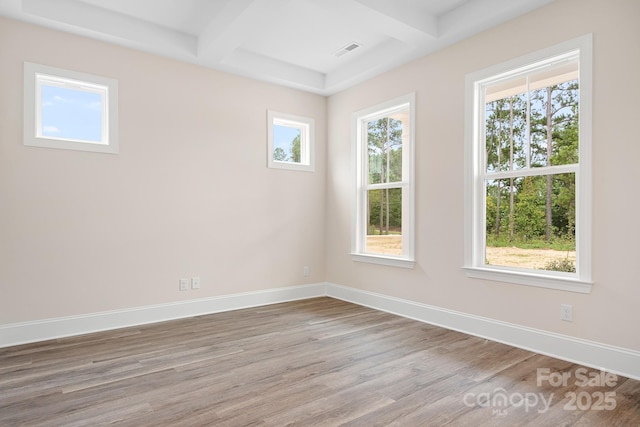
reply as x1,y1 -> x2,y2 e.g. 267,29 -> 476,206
24,62 -> 118,154
352,94 -> 415,268
464,35 -> 592,293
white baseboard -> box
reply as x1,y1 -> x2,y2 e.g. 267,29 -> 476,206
0,283 -> 327,348
325,283 -> 640,381
2,281 -> 638,381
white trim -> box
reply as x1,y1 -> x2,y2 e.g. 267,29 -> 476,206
463,267 -> 592,293
463,34 -> 592,292
325,283 -> 640,381
351,93 -> 416,267
2,282 -> 638,381
485,163 -> 577,180
350,253 -> 415,269
267,110 -> 315,172
0,283 -> 326,348
24,62 -> 119,154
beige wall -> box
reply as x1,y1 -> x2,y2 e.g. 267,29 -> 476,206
326,0 -> 640,351
0,18 -> 327,323
2,0 -> 639,354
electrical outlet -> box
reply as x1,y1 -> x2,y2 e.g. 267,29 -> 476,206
179,278 -> 189,291
303,266 -> 309,277
191,277 -> 201,290
560,304 -> 573,322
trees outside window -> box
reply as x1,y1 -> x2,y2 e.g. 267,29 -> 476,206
267,111 -> 314,172
465,35 -> 592,293
484,77 -> 579,261
352,94 -> 415,268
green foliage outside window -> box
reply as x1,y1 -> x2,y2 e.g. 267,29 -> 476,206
485,80 -> 579,253
367,117 -> 403,235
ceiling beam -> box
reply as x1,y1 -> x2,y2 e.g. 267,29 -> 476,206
438,0 -> 555,37
197,0 -> 291,62
217,49 -> 326,93
21,0 -> 197,55
315,0 -> 438,48
353,0 -> 439,38
324,39 -> 412,93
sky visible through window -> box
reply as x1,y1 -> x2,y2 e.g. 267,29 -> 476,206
40,84 -> 103,143
273,124 -> 300,154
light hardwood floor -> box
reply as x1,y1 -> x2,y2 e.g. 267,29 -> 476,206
1,297 -> 638,426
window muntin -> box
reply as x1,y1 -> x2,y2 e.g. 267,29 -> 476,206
465,35 -> 592,293
24,62 -> 118,154
481,57 -> 578,273
267,111 -> 314,171
353,94 -> 415,268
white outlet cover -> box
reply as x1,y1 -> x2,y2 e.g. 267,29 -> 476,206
560,304 -> 573,321
179,278 -> 189,291
191,277 -> 201,289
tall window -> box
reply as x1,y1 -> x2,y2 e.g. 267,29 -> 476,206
464,35 -> 592,293
24,62 -> 118,154
353,94 -> 415,268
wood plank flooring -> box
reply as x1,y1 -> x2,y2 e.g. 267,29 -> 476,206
1,297 -> 638,426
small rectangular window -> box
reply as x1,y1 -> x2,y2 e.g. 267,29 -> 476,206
267,111 -> 314,171
24,62 -> 118,154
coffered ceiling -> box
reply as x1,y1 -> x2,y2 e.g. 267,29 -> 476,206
0,0 -> 555,94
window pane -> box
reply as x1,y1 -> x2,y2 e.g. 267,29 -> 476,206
40,84 -> 103,143
485,94 -> 527,172
366,188 -> 402,255
485,173 -> 576,272
273,124 -> 302,163
529,79 -> 579,167
367,117 -> 403,184
485,59 -> 579,173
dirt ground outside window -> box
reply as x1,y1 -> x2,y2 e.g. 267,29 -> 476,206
366,235 -> 575,270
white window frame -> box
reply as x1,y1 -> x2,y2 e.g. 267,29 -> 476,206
267,110 -> 314,172
352,93 -> 416,269
24,62 -> 118,154
463,35 -> 593,293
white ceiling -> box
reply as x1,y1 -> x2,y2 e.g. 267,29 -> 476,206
0,0 -> 555,95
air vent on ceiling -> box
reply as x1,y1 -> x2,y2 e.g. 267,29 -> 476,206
334,42 -> 361,58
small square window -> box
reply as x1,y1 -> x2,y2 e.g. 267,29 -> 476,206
267,111 -> 314,171
24,62 -> 118,154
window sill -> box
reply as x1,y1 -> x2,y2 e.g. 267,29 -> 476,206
268,161 -> 314,172
25,136 -> 118,154
463,266 -> 592,294
351,253 -> 415,269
